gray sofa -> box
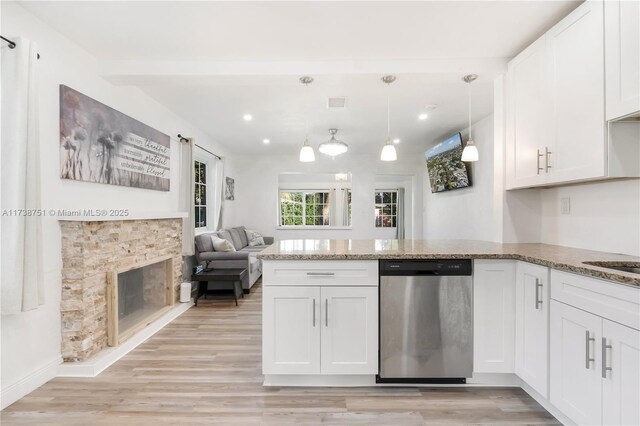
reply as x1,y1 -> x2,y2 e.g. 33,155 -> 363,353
194,226 -> 273,292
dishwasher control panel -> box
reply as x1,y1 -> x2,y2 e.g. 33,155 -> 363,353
379,259 -> 472,276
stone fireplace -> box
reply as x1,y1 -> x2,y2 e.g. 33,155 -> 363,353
60,218 -> 182,362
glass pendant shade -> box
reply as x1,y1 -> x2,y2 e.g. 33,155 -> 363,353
380,140 -> 397,161
461,138 -> 479,162
318,129 -> 348,157
299,141 -> 315,162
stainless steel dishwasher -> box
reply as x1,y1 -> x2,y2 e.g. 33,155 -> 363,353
378,259 -> 473,383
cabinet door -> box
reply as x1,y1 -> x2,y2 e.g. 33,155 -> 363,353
320,286 -> 378,375
473,260 -> 516,373
550,300 -> 603,425
546,0 -> 606,183
605,0 -> 640,120
506,36 -> 548,189
263,286 -> 320,375
602,320 -> 640,426
515,262 -> 549,397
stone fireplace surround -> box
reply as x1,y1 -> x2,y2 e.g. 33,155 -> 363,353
60,218 -> 182,362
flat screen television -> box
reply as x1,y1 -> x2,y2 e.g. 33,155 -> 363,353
425,132 -> 471,193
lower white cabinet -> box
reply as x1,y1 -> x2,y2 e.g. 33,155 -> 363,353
473,260 -> 516,373
263,285 -> 378,375
550,300 -> 640,425
515,261 -> 549,397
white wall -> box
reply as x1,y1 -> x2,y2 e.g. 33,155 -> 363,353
540,179 -> 640,256
0,2 -> 237,407
231,152 -> 424,241
423,114 -> 502,242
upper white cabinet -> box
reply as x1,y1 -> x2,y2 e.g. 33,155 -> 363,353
473,260 -> 516,373
505,0 -> 639,189
605,0 -> 640,120
546,0 -> 606,184
506,37 -> 549,189
515,261 -> 549,397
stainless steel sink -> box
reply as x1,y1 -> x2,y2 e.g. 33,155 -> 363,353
583,261 -> 640,275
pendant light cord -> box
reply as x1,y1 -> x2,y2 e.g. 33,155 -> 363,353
305,82 -> 310,143
386,83 -> 391,141
468,80 -> 472,140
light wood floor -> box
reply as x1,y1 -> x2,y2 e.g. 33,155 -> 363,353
2,282 -> 559,425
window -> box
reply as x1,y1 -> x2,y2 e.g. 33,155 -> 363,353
375,191 -> 397,228
194,160 -> 207,228
280,191 -> 331,226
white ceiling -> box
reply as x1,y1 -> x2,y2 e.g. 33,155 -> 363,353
18,1 -> 581,158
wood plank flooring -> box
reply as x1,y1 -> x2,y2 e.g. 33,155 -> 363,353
1,282 -> 559,425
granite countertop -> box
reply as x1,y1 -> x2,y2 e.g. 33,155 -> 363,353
257,240 -> 640,287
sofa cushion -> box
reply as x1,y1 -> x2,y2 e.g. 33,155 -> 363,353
227,228 -> 244,250
195,233 -> 214,253
239,245 -> 270,252
211,236 -> 236,252
233,226 -> 248,247
245,229 -> 265,246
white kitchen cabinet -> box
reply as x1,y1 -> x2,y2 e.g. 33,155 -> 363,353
506,36 -> 548,189
602,319 -> 640,426
605,0 -> 640,120
262,260 -> 379,377
505,0 -> 639,189
546,0 -> 606,184
473,260 -> 516,373
320,286 -> 378,375
550,270 -> 640,425
263,286 -> 321,375
515,262 -> 549,397
550,300 -> 603,425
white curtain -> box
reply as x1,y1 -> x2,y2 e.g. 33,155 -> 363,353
1,37 -> 44,314
213,157 -> 224,230
179,138 -> 195,255
396,187 -> 405,239
342,188 -> 350,227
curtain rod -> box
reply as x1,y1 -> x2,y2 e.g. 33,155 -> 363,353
177,134 -> 222,160
1,35 -> 41,59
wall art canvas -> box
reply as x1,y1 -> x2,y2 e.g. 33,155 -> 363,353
59,85 -> 170,191
225,177 -> 235,200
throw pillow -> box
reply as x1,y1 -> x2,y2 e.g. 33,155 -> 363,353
245,229 -> 265,247
211,236 -> 236,252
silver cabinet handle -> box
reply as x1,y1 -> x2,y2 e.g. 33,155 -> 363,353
535,279 -> 543,310
312,298 -> 316,327
537,149 -> 544,174
602,337 -> 612,378
325,299 -> 328,327
585,331 -> 595,368
545,146 -> 552,172
307,272 -> 335,276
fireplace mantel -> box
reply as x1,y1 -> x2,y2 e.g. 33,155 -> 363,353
58,211 -> 188,222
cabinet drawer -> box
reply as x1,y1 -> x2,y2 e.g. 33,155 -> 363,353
263,260 -> 378,286
550,269 -> 640,330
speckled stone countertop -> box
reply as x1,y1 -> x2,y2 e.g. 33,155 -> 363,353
257,240 -> 640,287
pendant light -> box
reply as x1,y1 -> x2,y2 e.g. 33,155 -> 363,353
299,76 -> 315,162
380,75 -> 397,161
461,74 -> 479,162
319,128 -> 348,157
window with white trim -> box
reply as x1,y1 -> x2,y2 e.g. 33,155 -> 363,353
374,190 -> 397,228
279,190 -> 331,226
194,160 -> 207,229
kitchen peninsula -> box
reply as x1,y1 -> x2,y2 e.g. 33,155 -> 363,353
258,240 -> 640,424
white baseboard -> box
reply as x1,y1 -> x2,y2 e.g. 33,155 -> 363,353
57,301 -> 193,378
264,375 -> 377,387
1,356 -> 62,410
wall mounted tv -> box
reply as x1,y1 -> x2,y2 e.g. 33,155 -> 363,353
425,132 -> 471,193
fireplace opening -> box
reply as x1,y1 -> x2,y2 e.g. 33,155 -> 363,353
108,256 -> 174,346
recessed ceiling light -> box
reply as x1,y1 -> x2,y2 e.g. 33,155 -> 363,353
262,139 -> 270,144
243,114 -> 253,121
393,138 -> 401,144
418,113 -> 428,121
